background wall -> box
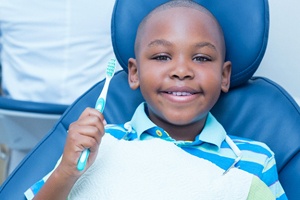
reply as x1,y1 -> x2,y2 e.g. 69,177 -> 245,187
255,0 -> 300,105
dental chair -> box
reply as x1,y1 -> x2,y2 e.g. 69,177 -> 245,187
0,0 -> 299,199
0,97 -> 68,177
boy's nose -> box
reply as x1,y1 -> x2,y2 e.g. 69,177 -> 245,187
170,61 -> 194,80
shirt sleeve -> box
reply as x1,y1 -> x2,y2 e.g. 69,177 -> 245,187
261,155 -> 287,200
247,175 -> 275,200
24,156 -> 62,200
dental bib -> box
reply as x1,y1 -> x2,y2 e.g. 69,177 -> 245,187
68,134 -> 253,200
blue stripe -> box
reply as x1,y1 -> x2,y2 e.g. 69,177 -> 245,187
261,164 -> 279,186
236,161 -> 264,177
237,143 -> 273,157
226,137 -> 273,158
181,146 -> 234,170
229,136 -> 273,157
105,125 -> 127,139
277,193 -> 288,200
31,179 -> 45,195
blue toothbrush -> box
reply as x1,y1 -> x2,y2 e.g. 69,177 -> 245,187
77,58 -> 117,171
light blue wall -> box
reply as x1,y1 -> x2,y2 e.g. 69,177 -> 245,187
255,0 -> 300,105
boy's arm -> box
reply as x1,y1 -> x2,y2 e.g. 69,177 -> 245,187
33,166 -> 78,200
31,107 -> 105,199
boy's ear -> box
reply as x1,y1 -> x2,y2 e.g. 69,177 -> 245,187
221,61 -> 232,93
128,58 -> 140,90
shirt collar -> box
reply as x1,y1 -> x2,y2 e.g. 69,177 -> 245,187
129,102 -> 226,149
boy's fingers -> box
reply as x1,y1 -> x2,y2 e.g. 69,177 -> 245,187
75,133 -> 98,151
103,119 -> 107,126
71,115 -> 104,131
75,107 -> 106,131
79,107 -> 103,120
69,125 -> 103,146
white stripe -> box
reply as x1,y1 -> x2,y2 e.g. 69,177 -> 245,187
24,189 -> 34,200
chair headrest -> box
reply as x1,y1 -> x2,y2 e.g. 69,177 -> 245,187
111,0 -> 269,88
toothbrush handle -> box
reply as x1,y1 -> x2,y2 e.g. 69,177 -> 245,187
77,149 -> 90,171
95,97 -> 105,113
76,98 -> 105,170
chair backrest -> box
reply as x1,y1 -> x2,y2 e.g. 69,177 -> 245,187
1,0 -> 300,199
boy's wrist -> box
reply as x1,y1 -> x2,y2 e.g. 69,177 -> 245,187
54,164 -> 81,184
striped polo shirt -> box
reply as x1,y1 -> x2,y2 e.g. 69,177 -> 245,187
25,102 -> 287,200
105,102 -> 287,200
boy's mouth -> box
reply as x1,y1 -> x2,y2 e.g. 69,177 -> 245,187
163,86 -> 199,95
166,91 -> 194,96
161,86 -> 201,103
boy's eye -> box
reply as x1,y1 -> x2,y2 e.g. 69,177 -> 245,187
193,55 -> 211,62
152,55 -> 171,61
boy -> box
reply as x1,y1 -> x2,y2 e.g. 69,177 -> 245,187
26,1 -> 286,199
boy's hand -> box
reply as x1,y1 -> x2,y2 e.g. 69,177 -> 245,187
57,107 -> 106,179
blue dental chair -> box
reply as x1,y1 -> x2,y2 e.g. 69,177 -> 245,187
1,0 -> 300,199
0,97 -> 68,177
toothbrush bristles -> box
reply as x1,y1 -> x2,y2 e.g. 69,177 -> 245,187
106,59 -> 116,77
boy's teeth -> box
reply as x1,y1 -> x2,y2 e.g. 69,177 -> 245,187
168,92 -> 192,96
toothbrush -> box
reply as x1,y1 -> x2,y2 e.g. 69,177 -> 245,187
77,58 -> 117,171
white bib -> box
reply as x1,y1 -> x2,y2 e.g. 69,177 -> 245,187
68,134 -> 253,200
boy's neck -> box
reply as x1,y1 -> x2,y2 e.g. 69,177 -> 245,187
144,103 -> 207,141
162,121 -> 206,141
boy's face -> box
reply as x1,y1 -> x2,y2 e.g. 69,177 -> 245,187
128,7 -> 231,137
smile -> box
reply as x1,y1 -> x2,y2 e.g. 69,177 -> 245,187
161,89 -> 200,104
166,91 -> 194,96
